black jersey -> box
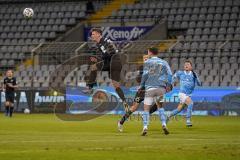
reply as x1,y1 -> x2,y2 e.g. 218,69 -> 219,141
3,77 -> 17,93
96,37 -> 118,70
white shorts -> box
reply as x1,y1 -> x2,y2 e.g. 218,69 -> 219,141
178,93 -> 191,104
144,88 -> 166,105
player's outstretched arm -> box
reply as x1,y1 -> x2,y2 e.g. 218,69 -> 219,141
172,71 -> 180,86
140,61 -> 149,88
105,39 -> 118,55
164,61 -> 173,92
165,61 -> 173,85
193,71 -> 202,86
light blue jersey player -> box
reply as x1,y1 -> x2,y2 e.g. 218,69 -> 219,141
168,60 -> 201,127
140,47 -> 172,136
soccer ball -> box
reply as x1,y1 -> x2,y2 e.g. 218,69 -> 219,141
23,8 -> 34,19
24,108 -> 31,114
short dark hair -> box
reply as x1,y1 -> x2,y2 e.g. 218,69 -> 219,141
148,47 -> 158,55
90,28 -> 102,35
185,60 -> 192,66
6,69 -> 13,75
6,69 -> 13,73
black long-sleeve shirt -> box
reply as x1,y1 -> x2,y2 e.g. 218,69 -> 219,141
3,77 -> 17,94
96,37 -> 118,70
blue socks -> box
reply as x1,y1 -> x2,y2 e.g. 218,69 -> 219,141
142,111 -> 150,128
158,108 -> 166,126
170,108 -> 181,117
186,102 -> 193,121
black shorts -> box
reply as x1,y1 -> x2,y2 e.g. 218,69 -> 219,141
86,54 -> 123,85
102,54 -> 122,82
5,93 -> 15,103
101,68 -> 121,82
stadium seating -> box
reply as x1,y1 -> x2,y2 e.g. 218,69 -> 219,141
0,0 -> 239,88
104,0 -> 240,87
0,1 -> 90,71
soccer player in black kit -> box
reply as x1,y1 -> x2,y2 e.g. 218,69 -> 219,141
3,70 -> 18,117
85,28 -> 130,111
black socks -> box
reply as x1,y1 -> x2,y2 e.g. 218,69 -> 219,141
115,87 -> 126,102
120,110 -> 133,125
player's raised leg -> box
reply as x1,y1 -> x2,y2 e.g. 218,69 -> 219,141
167,92 -> 189,120
112,80 -> 129,112
118,87 -> 161,132
149,103 -> 158,114
167,103 -> 185,122
110,53 -> 131,112
83,57 -> 101,94
118,102 -> 161,132
117,102 -> 139,132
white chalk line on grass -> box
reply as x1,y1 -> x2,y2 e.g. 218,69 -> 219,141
0,138 -> 239,144
0,143 -> 240,154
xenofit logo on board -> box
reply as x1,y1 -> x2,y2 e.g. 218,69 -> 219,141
102,27 -> 146,40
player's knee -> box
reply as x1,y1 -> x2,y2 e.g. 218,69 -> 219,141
156,100 -> 163,108
185,97 -> 192,105
112,80 -> 120,88
155,97 -> 163,107
177,104 -> 184,111
10,103 -> 14,107
143,104 -> 151,111
157,103 -> 163,108
5,101 -> 10,106
131,103 -> 139,112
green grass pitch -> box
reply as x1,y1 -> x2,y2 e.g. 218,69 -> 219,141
0,114 -> 239,160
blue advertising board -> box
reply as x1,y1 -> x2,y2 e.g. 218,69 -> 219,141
66,86 -> 240,116
66,86 -> 240,103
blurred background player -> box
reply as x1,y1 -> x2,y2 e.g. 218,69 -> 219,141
139,47 -> 172,136
2,70 -> 18,117
86,28 -> 130,112
167,60 -> 201,127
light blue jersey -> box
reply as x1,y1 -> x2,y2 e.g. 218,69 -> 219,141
140,56 -> 172,89
172,70 -> 201,95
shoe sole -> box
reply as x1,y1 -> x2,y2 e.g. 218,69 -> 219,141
118,127 -> 123,132
162,127 -> 170,135
186,124 -> 193,127
166,117 -> 170,124
117,122 -> 123,132
141,130 -> 147,136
